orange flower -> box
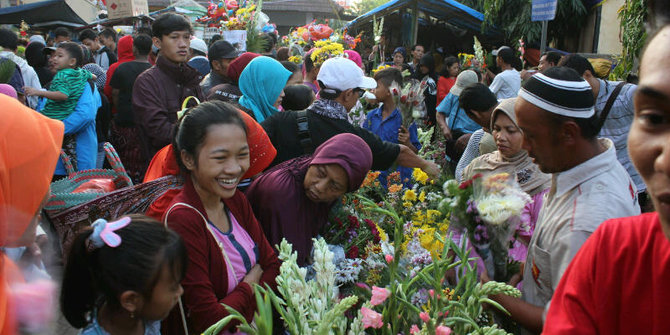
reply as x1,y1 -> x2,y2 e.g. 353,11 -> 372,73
388,184 -> 403,194
361,171 -> 381,188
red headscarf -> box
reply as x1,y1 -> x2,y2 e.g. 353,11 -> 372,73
104,35 -> 135,106
226,52 -> 260,85
143,108 -> 276,220
0,94 -> 63,333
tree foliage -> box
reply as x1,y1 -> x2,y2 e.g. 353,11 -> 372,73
347,0 -> 389,17
458,0 -> 589,48
611,0 -> 647,80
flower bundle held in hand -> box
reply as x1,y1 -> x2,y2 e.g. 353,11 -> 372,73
223,4 -> 256,30
389,78 -> 428,129
442,173 -> 532,281
310,40 -> 344,67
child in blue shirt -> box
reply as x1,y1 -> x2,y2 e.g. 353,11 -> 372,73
364,67 -> 421,187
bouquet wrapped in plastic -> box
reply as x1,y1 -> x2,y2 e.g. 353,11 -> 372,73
471,173 -> 531,281
389,78 -> 428,128
444,173 -> 531,281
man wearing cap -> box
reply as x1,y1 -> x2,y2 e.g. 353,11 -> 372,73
261,57 -> 441,179
435,70 -> 482,164
484,67 -> 640,334
187,37 -> 210,76
200,40 -> 239,96
489,46 -> 520,100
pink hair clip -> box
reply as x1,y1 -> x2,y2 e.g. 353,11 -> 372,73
89,217 -> 131,249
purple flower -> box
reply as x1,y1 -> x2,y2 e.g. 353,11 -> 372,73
466,200 -> 477,214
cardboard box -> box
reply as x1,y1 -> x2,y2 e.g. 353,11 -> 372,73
107,0 -> 149,20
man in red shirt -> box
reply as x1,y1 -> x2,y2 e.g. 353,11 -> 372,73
543,12 -> 670,335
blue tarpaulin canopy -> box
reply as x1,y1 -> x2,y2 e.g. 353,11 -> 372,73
348,0 -> 501,38
0,0 -> 87,26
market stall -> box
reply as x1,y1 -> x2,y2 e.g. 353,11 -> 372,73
348,0 -> 503,55
0,0 -> 89,27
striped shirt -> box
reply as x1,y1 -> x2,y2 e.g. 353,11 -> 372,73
595,79 -> 645,192
41,68 -> 91,120
207,211 -> 259,295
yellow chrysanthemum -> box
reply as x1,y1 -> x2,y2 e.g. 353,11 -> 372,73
288,55 -> 302,64
413,168 -> 429,185
426,209 -> 441,224
419,226 -> 445,258
375,223 -> 388,242
402,189 -> 417,202
371,64 -> 391,75
412,210 -> 425,223
418,190 -> 426,202
310,40 -> 344,67
403,201 -> 413,208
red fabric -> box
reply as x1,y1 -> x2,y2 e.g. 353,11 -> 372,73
226,52 -> 260,84
143,109 -> 276,221
161,178 -> 280,334
543,212 -> 670,335
104,35 -> 135,112
436,76 -> 456,106
524,48 -> 541,67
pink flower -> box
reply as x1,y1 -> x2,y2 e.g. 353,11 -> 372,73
410,324 -> 420,334
419,311 -> 430,323
436,325 -> 452,335
428,289 -> 435,297
385,254 -> 394,263
360,307 -> 383,329
370,286 -> 390,306
355,282 -> 371,291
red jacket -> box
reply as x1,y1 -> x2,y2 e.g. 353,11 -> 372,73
162,177 -> 280,334
104,35 -> 134,112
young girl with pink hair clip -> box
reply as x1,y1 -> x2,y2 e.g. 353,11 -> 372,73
60,214 -> 188,335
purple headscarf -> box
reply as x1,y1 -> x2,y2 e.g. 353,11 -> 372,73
245,133 -> 372,265
310,133 -> 372,191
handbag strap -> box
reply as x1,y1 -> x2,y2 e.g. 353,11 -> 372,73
102,142 -> 132,186
598,81 -> 626,128
296,110 -> 314,155
60,149 -> 77,176
178,96 -> 201,120
164,202 -> 240,334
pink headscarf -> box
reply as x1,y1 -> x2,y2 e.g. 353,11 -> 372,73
0,84 -> 17,99
344,50 -> 363,69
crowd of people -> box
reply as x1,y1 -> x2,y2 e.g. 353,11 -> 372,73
1,2 -> 669,334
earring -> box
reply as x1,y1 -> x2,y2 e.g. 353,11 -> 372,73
130,311 -> 135,319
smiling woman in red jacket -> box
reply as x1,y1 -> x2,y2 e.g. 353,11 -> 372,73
161,100 -> 280,335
